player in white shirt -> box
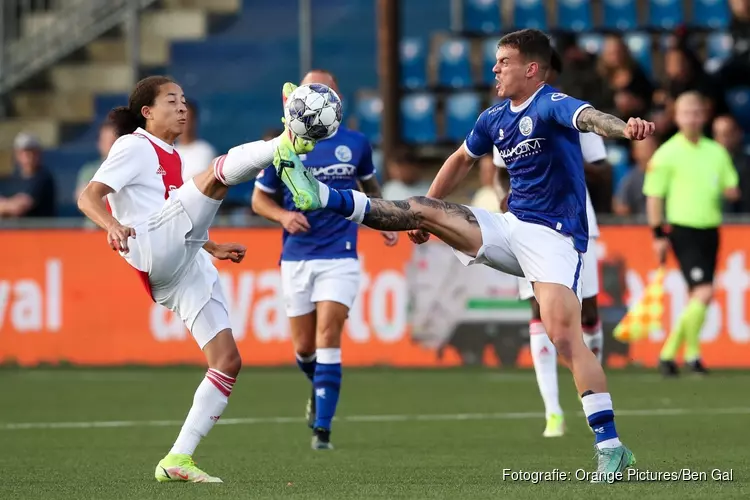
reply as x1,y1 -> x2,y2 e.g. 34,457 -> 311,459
176,100 -> 218,180
77,75 -> 314,483
494,50 -> 609,438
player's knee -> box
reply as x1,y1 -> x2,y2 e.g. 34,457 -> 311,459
691,284 -> 714,305
294,335 -> 316,355
213,345 -> 242,378
549,333 -> 574,362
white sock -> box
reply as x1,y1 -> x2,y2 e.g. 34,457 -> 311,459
529,320 -> 563,418
213,138 -> 280,186
582,321 -> 604,363
581,392 -> 622,450
169,368 -> 236,456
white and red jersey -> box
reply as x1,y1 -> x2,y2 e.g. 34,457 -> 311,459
92,127 -> 184,227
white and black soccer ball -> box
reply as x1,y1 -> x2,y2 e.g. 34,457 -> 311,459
284,83 -> 343,141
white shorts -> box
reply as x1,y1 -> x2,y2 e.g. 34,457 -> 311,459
452,208 -> 583,301
280,258 -> 361,317
518,239 -> 599,301
124,179 -> 229,348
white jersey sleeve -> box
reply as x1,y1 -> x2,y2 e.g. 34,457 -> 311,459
492,146 -> 506,168
91,135 -> 152,192
578,132 -> 605,239
579,132 -> 608,163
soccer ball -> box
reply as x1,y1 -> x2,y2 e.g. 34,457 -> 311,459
284,83 -> 342,141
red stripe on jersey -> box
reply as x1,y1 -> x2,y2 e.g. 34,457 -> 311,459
133,132 -> 184,199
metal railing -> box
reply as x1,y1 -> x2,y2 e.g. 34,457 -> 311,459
0,0 -> 157,97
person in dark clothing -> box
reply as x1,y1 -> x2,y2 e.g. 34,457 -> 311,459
0,132 -> 56,218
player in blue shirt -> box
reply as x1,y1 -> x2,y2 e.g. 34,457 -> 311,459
273,30 -> 655,478
253,70 -> 397,450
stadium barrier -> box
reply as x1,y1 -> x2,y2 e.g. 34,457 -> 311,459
1,225 -> 749,368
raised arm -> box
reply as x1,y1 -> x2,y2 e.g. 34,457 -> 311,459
576,108 -> 654,141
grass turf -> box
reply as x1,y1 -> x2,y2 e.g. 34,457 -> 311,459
0,367 -> 747,499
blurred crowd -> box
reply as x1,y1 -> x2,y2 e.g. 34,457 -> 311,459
2,0 -> 750,220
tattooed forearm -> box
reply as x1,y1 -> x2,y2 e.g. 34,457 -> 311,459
362,196 -> 479,232
358,177 -> 383,198
576,108 -> 627,138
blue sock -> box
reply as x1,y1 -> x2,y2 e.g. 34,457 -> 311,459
320,186 -> 370,219
295,353 -> 316,382
581,392 -> 622,449
313,348 -> 342,431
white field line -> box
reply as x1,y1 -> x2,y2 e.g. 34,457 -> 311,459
2,407 -> 750,431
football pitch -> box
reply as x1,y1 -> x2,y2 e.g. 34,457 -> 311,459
1,366 -> 748,499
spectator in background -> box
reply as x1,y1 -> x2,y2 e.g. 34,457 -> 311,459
553,33 -> 609,112
597,35 -> 653,121
654,48 -> 727,138
176,100 -> 216,181
713,114 -> 750,212
382,150 -> 431,199
612,135 -> 658,216
75,121 -> 117,201
720,0 -> 750,86
470,155 -> 500,212
0,133 -> 55,218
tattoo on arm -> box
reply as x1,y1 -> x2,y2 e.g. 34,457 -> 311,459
358,177 -> 382,198
576,108 -> 627,138
362,196 -> 479,232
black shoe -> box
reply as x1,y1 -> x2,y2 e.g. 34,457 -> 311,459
687,359 -> 709,375
305,387 -> 316,429
311,427 -> 333,450
659,359 -> 679,377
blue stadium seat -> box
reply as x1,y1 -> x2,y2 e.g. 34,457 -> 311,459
481,38 -> 500,85
606,144 -> 631,190
401,93 -> 437,144
355,95 -> 383,145
94,94 -> 127,120
557,0 -> 592,32
444,93 -> 481,142
577,33 -> 604,55
400,38 -> 427,90
692,0 -> 730,29
464,0 -> 501,34
706,32 -> 732,62
437,38 -> 473,88
514,0 -> 547,29
726,87 -> 750,132
624,33 -> 653,78
602,0 -> 638,31
649,0 -> 683,29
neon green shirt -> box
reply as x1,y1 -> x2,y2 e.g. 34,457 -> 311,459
642,133 -> 738,228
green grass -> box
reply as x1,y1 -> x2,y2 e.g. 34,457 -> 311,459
0,367 -> 747,499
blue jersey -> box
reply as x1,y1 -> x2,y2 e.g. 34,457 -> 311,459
465,84 -> 591,253
255,126 -> 376,261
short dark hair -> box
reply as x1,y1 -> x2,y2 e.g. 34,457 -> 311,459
107,75 -> 175,137
498,29 -> 553,71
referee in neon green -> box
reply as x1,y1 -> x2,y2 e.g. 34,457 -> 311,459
644,91 -> 740,377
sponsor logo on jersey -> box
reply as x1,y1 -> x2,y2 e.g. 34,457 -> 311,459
156,165 -> 166,176
519,116 -> 534,137
496,138 -> 546,163
311,163 -> 357,179
335,145 -> 353,162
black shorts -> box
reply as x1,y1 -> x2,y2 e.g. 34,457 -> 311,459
668,225 -> 719,288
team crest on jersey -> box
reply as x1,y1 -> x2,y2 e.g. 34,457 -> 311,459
335,145 -> 352,163
550,93 -> 568,102
519,116 -> 533,137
